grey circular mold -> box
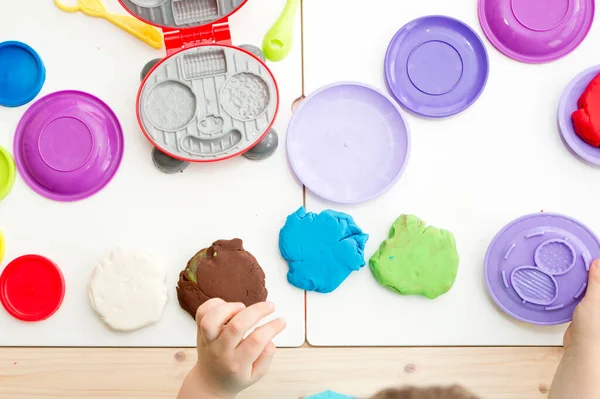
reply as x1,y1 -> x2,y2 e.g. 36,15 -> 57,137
139,45 -> 278,162
141,58 -> 163,82
239,44 -> 266,62
243,128 -> 278,161
121,0 -> 245,29
152,147 -> 189,173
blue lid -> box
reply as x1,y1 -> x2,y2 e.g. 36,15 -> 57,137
0,41 -> 46,107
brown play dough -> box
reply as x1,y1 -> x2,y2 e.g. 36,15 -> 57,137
176,239 -> 268,319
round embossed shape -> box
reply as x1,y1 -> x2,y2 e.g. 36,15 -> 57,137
535,239 -> 576,275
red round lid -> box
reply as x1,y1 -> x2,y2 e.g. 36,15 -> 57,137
0,255 -> 65,321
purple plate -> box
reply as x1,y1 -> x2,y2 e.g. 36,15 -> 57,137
14,91 -> 124,202
287,82 -> 409,204
485,213 -> 600,325
385,15 -> 489,118
558,65 -> 600,166
478,0 -> 594,63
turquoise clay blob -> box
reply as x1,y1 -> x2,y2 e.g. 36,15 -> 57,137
370,215 -> 459,299
306,391 -> 356,399
279,207 -> 369,293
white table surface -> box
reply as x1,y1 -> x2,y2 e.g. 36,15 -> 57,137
0,0 -> 305,347
303,0 -> 600,346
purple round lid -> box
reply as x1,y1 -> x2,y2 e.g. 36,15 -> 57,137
485,213 -> 600,325
384,15 -> 489,118
287,82 -> 410,204
478,0 -> 594,63
558,65 -> 600,166
14,90 -> 124,202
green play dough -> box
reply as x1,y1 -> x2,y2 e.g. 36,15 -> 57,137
369,215 -> 459,299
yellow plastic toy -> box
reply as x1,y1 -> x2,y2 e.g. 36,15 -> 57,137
54,0 -> 163,50
0,229 -> 5,265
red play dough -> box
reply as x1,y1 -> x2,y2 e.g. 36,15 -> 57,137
572,73 -> 600,147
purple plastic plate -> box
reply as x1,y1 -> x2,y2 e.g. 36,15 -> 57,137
478,0 -> 594,63
384,15 -> 489,118
14,91 -> 124,202
485,213 -> 600,325
558,65 -> 600,166
287,82 -> 409,204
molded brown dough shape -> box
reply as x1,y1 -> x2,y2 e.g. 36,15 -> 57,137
176,239 -> 268,319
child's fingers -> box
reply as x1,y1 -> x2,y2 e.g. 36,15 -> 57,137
200,302 -> 246,342
237,318 -> 286,362
219,302 -> 276,348
251,341 -> 276,381
195,298 -> 225,323
583,260 -> 600,305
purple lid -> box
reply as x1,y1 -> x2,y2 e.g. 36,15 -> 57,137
287,82 -> 409,204
558,65 -> 600,166
478,0 -> 594,63
384,15 -> 489,118
14,91 -> 124,202
484,213 -> 600,325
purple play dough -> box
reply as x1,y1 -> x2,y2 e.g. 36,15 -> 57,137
485,213 -> 600,325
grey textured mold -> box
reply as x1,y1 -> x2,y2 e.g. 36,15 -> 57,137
139,45 -> 277,161
239,44 -> 266,62
152,147 -> 190,173
141,58 -> 163,82
121,0 -> 244,29
243,128 -> 278,161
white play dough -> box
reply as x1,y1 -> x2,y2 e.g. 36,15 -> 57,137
88,248 -> 168,331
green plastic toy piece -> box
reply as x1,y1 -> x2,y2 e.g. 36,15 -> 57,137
370,215 -> 459,299
262,0 -> 299,62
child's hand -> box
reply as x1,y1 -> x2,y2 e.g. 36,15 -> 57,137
178,298 -> 286,399
550,260 -> 600,399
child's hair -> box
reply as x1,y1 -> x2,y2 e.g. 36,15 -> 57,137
369,386 -> 479,399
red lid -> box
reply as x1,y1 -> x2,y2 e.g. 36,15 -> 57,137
0,255 -> 65,321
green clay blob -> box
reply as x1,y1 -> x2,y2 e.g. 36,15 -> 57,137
184,248 -> 207,283
369,215 -> 459,299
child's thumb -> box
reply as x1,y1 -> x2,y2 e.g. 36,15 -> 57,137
584,260 -> 600,303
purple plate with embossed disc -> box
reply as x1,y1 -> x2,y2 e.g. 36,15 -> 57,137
478,0 -> 594,63
558,65 -> 600,166
287,82 -> 409,204
385,15 -> 489,118
485,213 -> 600,325
14,91 -> 124,202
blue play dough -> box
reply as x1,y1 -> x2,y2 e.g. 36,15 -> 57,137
306,391 -> 356,399
279,207 -> 369,293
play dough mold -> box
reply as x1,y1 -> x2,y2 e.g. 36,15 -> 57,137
139,45 -> 278,161
177,239 -> 267,319
279,207 -> 369,293
88,249 -> 168,331
485,213 -> 600,325
120,0 -> 244,28
370,215 -> 459,299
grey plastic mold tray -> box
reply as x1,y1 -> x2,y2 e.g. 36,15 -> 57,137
139,46 -> 278,161
121,0 -> 244,29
